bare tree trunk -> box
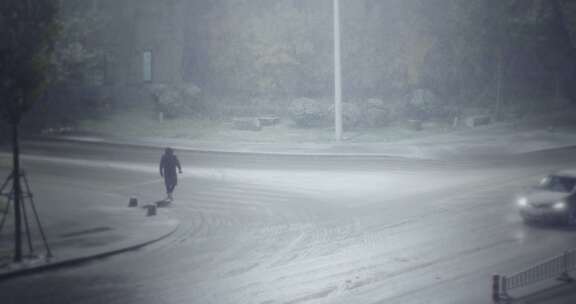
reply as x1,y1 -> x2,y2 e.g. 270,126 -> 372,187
495,47 -> 504,121
11,122 -> 22,262
555,70 -> 561,107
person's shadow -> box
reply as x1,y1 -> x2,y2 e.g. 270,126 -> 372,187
154,199 -> 171,208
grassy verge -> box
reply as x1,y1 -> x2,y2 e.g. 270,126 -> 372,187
76,109 -> 451,144
347,123 -> 451,143
76,110 -> 336,143
77,110 -> 224,140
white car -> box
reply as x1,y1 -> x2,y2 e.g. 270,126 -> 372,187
517,170 -> 576,225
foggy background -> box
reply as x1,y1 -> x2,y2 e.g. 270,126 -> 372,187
2,0 -> 574,139
5,1 -> 576,303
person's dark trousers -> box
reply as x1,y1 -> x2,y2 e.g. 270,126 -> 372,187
164,175 -> 177,195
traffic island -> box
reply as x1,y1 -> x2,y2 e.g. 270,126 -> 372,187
0,202 -> 179,281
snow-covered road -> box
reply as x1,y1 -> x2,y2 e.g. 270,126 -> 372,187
2,141 -> 576,303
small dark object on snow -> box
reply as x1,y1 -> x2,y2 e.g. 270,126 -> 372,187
145,204 -> 157,216
129,197 -> 138,207
155,199 -> 171,208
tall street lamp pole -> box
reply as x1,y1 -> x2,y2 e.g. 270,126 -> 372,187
333,0 -> 343,141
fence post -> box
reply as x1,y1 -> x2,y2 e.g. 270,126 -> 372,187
557,251 -> 574,283
492,274 -> 501,303
502,275 -> 510,301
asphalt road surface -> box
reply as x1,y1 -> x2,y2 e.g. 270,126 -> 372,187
2,140 -> 576,303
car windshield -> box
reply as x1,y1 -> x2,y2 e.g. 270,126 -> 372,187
538,175 -> 576,193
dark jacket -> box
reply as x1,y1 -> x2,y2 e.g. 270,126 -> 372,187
160,152 -> 181,178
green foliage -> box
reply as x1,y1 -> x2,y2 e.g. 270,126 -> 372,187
52,0 -> 109,86
11,0 -> 570,128
361,98 -> 396,128
77,110 -> 221,140
151,83 -> 203,119
343,103 -> 364,130
187,1 -> 333,97
327,102 -> 364,130
0,0 -> 59,124
404,89 -> 452,121
288,97 -> 329,128
16,1 -> 113,133
184,0 -> 575,117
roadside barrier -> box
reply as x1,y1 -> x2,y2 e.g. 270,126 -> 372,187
492,275 -> 501,303
492,250 -> 576,302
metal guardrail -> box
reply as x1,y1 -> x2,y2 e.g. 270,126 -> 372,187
492,250 -> 576,302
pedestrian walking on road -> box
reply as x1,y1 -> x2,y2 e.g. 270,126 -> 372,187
159,147 -> 182,201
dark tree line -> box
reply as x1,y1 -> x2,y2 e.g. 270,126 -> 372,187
5,0 -> 576,134
182,0 -> 576,113
0,0 -> 59,262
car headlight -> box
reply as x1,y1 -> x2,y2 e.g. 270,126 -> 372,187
553,201 -> 567,211
517,197 -> 528,207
